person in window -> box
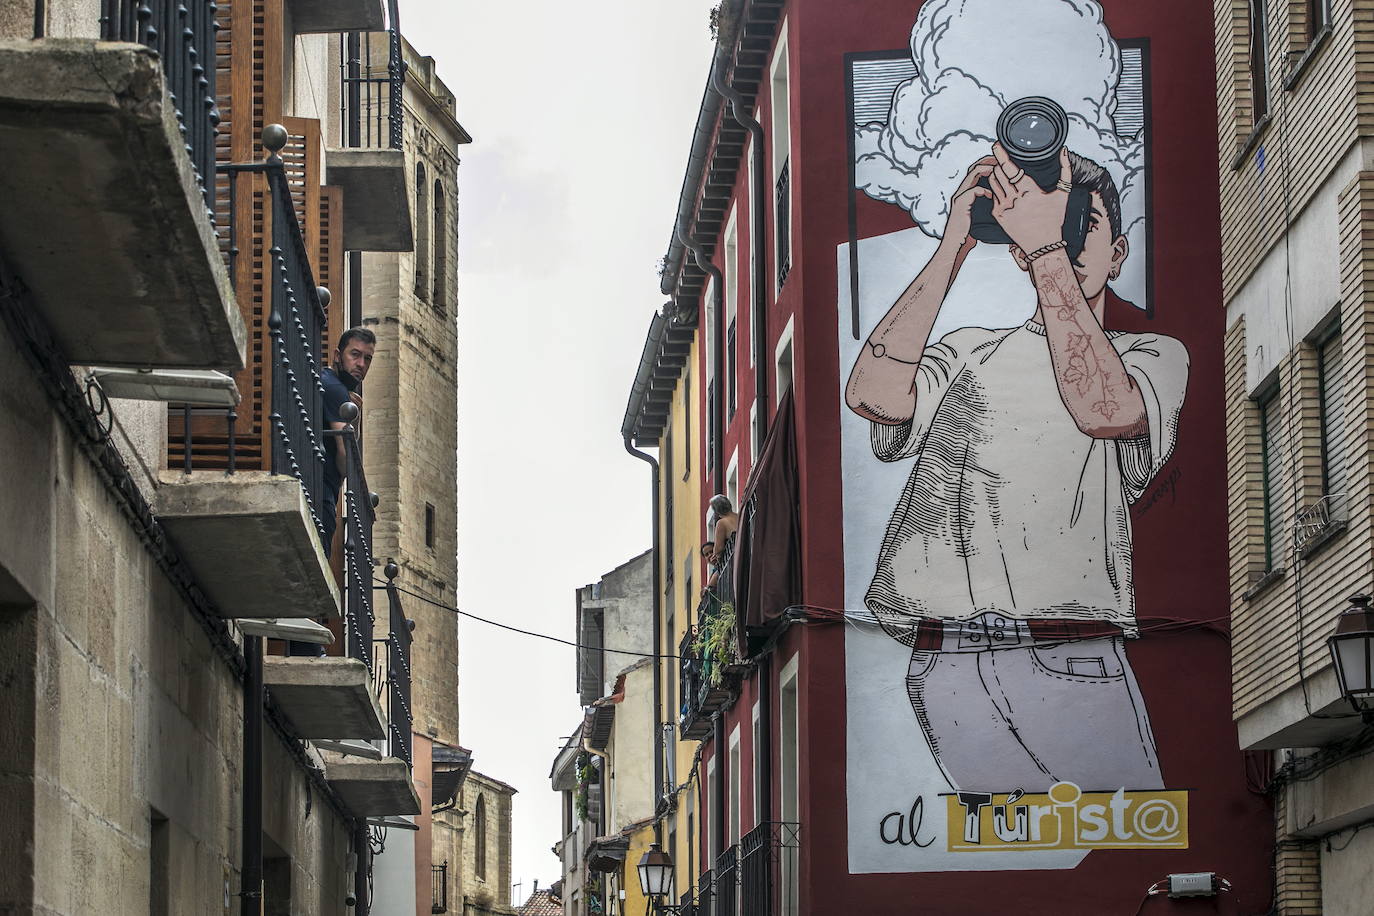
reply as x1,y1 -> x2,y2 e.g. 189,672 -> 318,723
845,145 -> 1188,794
704,494 -> 739,600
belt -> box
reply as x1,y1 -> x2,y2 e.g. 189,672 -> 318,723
912,613 -> 1122,652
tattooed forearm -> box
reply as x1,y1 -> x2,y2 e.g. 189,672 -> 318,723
1034,254 -> 1146,437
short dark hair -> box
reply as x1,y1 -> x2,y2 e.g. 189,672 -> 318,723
337,327 -> 376,353
1068,151 -> 1122,240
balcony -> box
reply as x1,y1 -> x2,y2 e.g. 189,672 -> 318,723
263,656 -> 385,740
715,846 -> 738,916
679,589 -> 748,740
740,822 -> 801,916
0,8 -> 243,369
320,749 -> 420,816
431,861 -> 449,914
156,147 -> 338,619
327,15 -> 413,252
697,869 -> 714,916
288,0 -> 384,34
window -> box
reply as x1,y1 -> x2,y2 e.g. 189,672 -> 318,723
474,795 -> 488,879
752,701 -> 764,826
706,756 -> 718,858
415,163 -> 429,299
683,370 -> 692,479
665,431 -> 675,583
1258,384 -> 1284,571
770,26 -> 792,294
424,502 -> 436,550
1307,0 -> 1330,41
725,211 -> 739,417
779,656 -> 800,916
1316,325 -> 1345,502
749,401 -> 760,469
728,726 -> 741,844
774,317 -> 794,403
433,180 -> 448,309
726,451 -> 738,510
150,810 -> 169,916
1248,0 -> 1269,124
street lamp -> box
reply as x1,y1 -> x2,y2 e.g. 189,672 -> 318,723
1327,594 -> 1374,723
637,843 -> 680,915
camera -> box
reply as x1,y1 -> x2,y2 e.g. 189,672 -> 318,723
968,96 -> 1093,260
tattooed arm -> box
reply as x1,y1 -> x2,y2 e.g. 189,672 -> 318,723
845,157 -> 995,424
1031,250 -> 1147,438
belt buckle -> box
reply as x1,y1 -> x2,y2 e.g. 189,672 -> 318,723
956,614 -> 1025,650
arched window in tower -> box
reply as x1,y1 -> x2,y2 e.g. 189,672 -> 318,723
415,162 -> 429,300
474,794 -> 487,879
433,179 -> 447,309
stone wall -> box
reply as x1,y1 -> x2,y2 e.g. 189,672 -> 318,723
0,332 -> 353,914
459,771 -> 517,912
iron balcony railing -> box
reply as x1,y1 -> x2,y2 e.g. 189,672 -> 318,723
697,868 -> 714,916
740,822 -> 801,916
678,889 -> 698,916
371,561 -> 414,768
431,861 -> 448,914
715,845 -> 738,916
339,0 -> 404,150
775,158 -> 791,290
100,0 -> 219,212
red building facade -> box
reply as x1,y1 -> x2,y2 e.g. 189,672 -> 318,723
628,1 -> 1276,912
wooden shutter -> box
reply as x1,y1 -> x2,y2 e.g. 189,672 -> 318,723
318,187 -> 345,359
169,0 -> 285,472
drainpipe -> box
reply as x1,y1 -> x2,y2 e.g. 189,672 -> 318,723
712,67 -> 770,444
240,636 -> 263,916
680,230 -> 725,489
623,436 -> 663,845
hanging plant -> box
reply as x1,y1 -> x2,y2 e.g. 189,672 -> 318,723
693,602 -> 738,686
574,753 -> 597,822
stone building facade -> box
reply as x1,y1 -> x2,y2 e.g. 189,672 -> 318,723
459,771 -> 518,914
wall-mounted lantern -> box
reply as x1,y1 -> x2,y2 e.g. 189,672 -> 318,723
1327,594 -> 1374,724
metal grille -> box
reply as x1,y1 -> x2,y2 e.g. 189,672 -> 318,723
100,0 -> 220,213
431,862 -> 448,913
775,159 -> 791,290
740,822 -> 801,916
339,0 -> 404,151
715,845 -> 738,916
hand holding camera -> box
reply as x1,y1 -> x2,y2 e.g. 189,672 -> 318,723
987,142 -> 1072,255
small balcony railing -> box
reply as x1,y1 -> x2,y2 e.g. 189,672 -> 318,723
339,0 -> 404,150
715,846 -> 738,916
370,559 -> 414,768
740,822 -> 801,916
100,0 -> 219,211
697,868 -> 714,916
680,581 -> 747,739
431,861 -> 448,914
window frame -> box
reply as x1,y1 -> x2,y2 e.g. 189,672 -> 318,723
1256,381 -> 1283,572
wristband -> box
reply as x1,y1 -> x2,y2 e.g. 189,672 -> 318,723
1024,240 -> 1068,263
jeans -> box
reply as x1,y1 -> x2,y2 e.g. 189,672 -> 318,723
906,630 -> 1163,794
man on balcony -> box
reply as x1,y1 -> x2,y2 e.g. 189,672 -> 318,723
320,327 -> 376,552
289,327 -> 375,658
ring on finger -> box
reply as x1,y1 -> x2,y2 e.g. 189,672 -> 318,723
1005,167 -> 1025,184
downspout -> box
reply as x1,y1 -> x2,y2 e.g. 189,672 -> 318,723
680,230 -> 725,489
240,636 -> 263,916
624,436 -> 663,845
712,67 -> 770,443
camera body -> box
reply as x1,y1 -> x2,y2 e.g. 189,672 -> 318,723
968,96 -> 1093,260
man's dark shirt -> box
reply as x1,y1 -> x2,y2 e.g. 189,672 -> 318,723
320,366 -> 355,500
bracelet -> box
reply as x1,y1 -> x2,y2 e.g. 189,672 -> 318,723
1024,240 -> 1068,263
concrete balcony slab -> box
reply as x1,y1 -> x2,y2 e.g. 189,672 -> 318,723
0,40 -> 244,370
1236,665 -> 1366,749
288,0 -> 385,33
321,751 -> 420,817
325,148 -> 414,252
263,657 -> 385,740
154,471 -> 339,619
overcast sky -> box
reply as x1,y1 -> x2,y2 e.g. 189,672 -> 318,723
402,0 -> 719,899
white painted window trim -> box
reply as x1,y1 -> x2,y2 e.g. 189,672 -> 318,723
774,314 -> 795,402
726,449 -> 739,509
728,724 -> 742,845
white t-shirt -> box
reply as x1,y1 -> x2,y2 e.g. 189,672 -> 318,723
864,320 -> 1188,637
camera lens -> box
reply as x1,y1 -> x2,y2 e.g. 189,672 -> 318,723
995,97 -> 1068,164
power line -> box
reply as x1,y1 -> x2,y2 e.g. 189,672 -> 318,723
376,579 -> 682,660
